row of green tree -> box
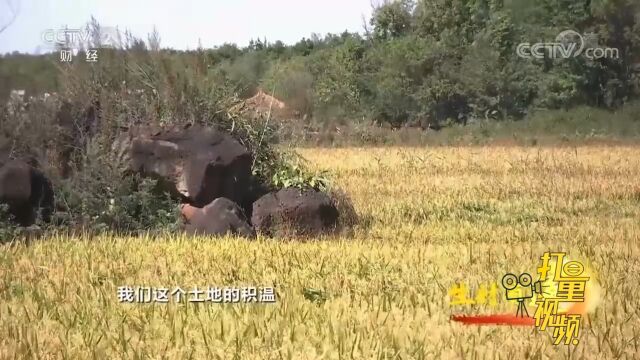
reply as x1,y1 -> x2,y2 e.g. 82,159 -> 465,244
1,0 -> 639,127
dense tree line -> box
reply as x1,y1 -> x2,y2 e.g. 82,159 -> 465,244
1,0 -> 639,127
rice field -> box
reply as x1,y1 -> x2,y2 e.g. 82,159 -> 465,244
1,146 -> 639,359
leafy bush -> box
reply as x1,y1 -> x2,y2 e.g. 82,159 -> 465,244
271,161 -> 330,192
54,169 -> 181,234
262,58 -> 314,117
0,21 -> 328,236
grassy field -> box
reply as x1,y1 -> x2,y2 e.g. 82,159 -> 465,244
1,146 -> 639,359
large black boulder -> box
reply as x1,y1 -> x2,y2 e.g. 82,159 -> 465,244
115,125 -> 255,210
0,160 -> 54,226
181,198 -> 255,238
251,188 -> 339,237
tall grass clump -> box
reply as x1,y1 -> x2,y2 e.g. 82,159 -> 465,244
0,20 -> 332,236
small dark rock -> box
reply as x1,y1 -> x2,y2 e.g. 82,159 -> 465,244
182,198 -> 255,238
251,188 -> 340,237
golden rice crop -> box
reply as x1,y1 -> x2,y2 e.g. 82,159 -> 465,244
1,146 -> 639,359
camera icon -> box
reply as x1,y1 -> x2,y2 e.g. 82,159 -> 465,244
502,273 -> 543,317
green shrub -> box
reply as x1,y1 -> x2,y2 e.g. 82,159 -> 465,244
1,22 -> 325,236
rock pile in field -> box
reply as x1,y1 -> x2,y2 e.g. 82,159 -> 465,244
251,188 -> 340,237
181,198 -> 255,238
0,123 -> 348,238
0,159 -> 54,227
114,125 -> 345,238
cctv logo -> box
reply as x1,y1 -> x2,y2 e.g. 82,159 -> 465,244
517,30 -> 619,60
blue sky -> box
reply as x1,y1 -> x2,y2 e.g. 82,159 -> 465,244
0,0 -> 375,54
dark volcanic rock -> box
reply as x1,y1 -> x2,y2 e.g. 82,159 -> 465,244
181,198 -> 255,238
116,125 -> 254,209
251,188 -> 339,237
0,160 -> 54,226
